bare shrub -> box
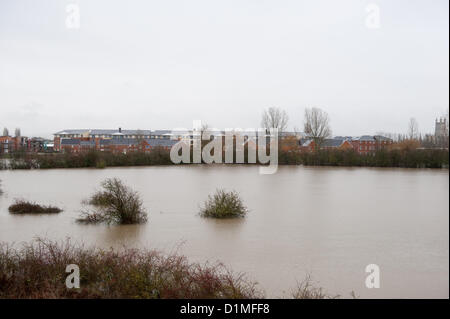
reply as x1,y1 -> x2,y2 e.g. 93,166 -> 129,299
78,178 -> 147,224
290,275 -> 340,299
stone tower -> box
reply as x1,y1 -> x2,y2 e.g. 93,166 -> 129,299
435,118 -> 448,138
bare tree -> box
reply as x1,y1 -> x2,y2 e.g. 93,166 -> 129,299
201,123 -> 210,135
261,107 -> 289,133
2,128 -> 9,137
408,117 -> 419,140
79,178 -> 147,224
303,107 -> 332,148
15,128 -> 21,137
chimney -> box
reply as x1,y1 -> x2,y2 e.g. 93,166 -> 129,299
119,127 -> 122,133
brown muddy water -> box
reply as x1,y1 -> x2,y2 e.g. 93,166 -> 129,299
0,165 -> 448,298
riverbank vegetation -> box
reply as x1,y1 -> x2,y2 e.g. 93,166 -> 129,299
280,148 -> 449,168
78,178 -> 147,224
200,189 -> 248,218
0,238 -> 346,299
290,275 -> 351,299
8,200 -> 62,214
0,238 -> 261,298
1,147 -> 448,170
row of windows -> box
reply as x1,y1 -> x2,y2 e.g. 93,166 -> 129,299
359,146 -> 376,151
58,134 -> 170,139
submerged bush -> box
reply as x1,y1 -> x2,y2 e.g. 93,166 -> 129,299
0,238 -> 261,299
8,200 -> 62,214
199,189 -> 248,218
78,178 -> 147,224
87,190 -> 111,207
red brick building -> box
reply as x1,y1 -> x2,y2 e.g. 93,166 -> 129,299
59,135 -> 177,154
299,135 -> 392,154
0,136 -> 15,154
351,135 -> 393,155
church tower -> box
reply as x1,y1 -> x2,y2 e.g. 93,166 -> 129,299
435,118 -> 448,138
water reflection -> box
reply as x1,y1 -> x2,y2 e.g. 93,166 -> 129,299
98,224 -> 146,246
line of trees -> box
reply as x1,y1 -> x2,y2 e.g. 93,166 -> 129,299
262,106 -> 449,150
261,106 -> 332,146
2,145 -> 447,170
279,148 -> 448,168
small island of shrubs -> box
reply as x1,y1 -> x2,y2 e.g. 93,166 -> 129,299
199,189 -> 248,218
8,200 -> 62,214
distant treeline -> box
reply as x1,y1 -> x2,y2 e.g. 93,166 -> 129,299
1,148 -> 172,169
279,149 -> 449,168
1,148 -> 448,169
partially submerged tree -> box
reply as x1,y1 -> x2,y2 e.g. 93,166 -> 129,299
199,189 -> 248,218
303,107 -> 332,149
261,107 -> 289,134
79,178 -> 147,224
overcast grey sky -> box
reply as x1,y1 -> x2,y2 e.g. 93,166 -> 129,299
0,0 -> 448,138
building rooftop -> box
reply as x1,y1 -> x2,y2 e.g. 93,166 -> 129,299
99,138 -> 178,147
321,139 -> 347,148
355,135 -> 376,141
55,129 -> 304,137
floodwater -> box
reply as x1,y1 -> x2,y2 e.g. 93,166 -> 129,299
0,165 -> 448,298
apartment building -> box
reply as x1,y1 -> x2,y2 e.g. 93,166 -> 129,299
299,135 -> 392,154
